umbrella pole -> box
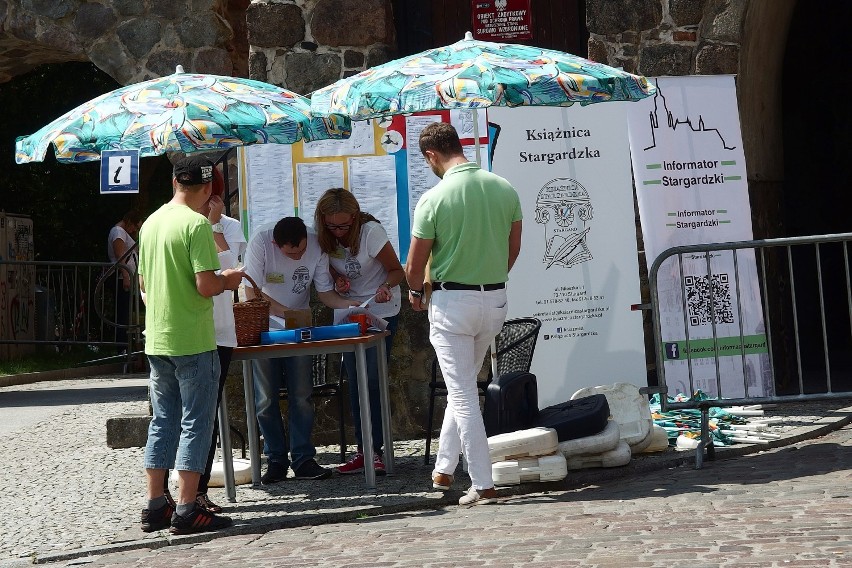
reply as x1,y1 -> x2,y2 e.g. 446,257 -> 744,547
472,108 -> 500,380
473,108 -> 483,168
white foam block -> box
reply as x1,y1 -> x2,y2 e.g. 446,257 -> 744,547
571,383 -> 652,447
565,440 -> 632,470
169,458 -> 253,488
488,427 -> 559,463
629,425 -> 655,453
633,424 -> 670,454
492,453 -> 568,486
558,420 -> 620,458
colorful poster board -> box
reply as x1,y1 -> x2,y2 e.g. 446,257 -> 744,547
238,110 -> 488,261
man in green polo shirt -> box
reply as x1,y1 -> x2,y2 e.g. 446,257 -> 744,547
405,122 -> 523,506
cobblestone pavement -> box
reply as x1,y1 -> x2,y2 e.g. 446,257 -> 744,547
1,375 -> 850,567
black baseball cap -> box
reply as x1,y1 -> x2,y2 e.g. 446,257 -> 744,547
173,155 -> 214,185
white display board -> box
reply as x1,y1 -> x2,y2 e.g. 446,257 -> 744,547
238,143 -> 294,239
627,75 -> 773,398
489,104 -> 647,408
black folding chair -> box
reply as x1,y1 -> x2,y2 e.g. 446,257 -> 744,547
424,317 -> 542,464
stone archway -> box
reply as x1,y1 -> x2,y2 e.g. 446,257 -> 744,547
738,0 -> 796,239
780,1 -> 852,237
777,0 -> 852,385
0,0 -> 242,86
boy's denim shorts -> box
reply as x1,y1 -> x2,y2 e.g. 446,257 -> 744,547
143,350 -> 220,473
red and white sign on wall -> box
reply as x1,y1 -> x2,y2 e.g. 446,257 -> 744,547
471,0 -> 532,42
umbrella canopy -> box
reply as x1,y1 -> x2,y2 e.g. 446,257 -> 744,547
15,66 -> 351,164
311,32 -> 655,120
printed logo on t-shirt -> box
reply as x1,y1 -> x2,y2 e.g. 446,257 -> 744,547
292,266 -> 310,293
344,255 -> 362,280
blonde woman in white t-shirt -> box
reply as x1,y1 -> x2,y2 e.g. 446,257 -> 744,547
315,188 -> 404,475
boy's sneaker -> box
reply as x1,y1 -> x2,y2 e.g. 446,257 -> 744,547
141,501 -> 174,533
169,505 -> 233,535
336,452 -> 365,474
196,492 -> 223,513
373,453 -> 386,476
293,459 -> 332,480
163,489 -> 176,509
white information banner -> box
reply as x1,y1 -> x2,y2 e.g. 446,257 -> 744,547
627,75 -> 773,398
490,105 -> 647,408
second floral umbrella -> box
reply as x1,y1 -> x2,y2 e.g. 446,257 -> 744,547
310,31 -> 655,121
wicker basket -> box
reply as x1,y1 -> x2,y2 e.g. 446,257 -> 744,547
233,274 -> 270,346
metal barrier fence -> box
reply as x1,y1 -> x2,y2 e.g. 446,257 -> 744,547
0,259 -> 142,365
649,232 -> 852,467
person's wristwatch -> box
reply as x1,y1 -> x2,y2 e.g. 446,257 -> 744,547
409,288 -> 424,299
211,222 -> 224,233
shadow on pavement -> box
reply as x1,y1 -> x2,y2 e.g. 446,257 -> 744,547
520,438 -> 852,504
0,384 -> 148,408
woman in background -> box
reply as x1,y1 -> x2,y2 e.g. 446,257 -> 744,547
315,188 -> 403,475
107,210 -> 143,346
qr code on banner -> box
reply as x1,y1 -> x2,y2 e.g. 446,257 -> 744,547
684,273 -> 734,326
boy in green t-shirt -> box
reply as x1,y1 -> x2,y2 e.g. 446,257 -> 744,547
138,155 -> 243,535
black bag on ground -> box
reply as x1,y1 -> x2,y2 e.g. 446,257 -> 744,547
534,394 -> 610,442
483,371 -> 539,437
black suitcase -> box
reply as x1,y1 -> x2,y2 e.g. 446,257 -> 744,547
534,394 -> 610,442
483,371 -> 539,437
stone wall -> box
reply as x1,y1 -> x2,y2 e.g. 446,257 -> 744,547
245,0 -> 395,94
586,0 -> 742,77
0,0 -> 240,85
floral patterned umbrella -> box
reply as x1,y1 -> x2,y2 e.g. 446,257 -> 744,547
310,32 -> 655,120
15,66 -> 351,164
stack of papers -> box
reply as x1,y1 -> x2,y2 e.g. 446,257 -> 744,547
332,295 -> 388,331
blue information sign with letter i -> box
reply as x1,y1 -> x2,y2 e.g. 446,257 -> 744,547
100,149 -> 140,194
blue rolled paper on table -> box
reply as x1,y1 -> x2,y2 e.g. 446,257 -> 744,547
260,323 -> 362,345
